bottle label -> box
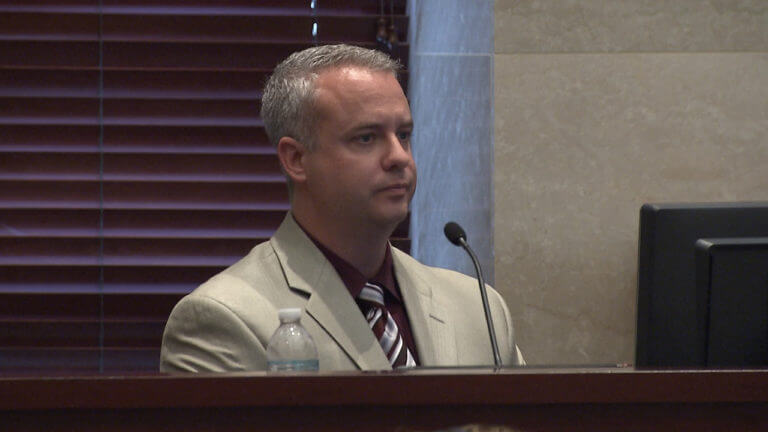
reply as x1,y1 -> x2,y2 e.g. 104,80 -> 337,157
267,359 -> 319,372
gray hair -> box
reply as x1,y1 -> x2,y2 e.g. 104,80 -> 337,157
260,44 -> 402,151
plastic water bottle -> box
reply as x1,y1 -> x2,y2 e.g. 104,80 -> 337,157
266,308 -> 319,371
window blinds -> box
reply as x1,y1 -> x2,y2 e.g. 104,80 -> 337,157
0,0 -> 408,374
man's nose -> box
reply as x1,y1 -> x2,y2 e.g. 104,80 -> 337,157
382,134 -> 411,170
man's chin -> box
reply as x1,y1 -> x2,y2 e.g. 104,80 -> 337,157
370,207 -> 409,231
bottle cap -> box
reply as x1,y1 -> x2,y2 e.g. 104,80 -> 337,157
278,308 -> 302,322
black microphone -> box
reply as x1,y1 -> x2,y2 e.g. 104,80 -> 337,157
443,221 -> 466,246
443,222 -> 502,368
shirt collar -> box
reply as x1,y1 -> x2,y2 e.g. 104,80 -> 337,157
294,220 -> 399,301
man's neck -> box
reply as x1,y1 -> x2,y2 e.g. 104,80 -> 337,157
291,209 -> 393,279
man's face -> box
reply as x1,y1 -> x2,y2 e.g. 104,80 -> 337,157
300,66 -> 416,231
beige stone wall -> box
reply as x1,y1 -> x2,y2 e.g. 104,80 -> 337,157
493,0 -> 768,365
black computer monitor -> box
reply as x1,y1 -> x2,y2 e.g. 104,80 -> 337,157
696,237 -> 768,367
635,202 -> 768,367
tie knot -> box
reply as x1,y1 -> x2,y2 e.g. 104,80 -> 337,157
358,282 -> 385,307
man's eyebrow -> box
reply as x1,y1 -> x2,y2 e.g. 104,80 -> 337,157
345,120 -> 414,134
348,123 -> 381,131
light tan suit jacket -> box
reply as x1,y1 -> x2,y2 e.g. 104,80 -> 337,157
160,214 -> 524,372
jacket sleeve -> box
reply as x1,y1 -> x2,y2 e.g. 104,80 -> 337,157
160,295 -> 269,372
490,286 -> 526,366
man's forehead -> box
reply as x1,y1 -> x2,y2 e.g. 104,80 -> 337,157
311,65 -> 410,127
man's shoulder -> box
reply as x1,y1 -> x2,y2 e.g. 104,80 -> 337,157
185,239 -> 283,304
391,246 -> 480,290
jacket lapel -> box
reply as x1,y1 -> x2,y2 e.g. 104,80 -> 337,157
392,248 -> 457,366
270,214 -> 391,370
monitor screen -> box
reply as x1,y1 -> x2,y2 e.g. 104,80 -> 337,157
636,202 -> 768,367
696,237 -> 768,367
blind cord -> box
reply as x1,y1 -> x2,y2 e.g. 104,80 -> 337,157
97,0 -> 106,374
311,0 -> 318,45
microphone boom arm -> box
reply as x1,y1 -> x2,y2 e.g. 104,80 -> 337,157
458,237 -> 502,368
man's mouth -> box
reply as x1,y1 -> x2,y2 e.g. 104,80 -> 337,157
379,183 -> 409,193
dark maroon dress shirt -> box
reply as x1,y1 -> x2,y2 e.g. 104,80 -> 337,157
297,225 -> 420,366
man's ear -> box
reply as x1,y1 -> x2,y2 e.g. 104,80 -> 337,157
276,137 -> 308,184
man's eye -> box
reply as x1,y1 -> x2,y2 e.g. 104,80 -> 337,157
397,131 -> 411,141
357,134 -> 374,143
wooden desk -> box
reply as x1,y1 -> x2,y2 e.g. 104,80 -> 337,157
2,367 -> 768,431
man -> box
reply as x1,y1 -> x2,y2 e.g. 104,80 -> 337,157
160,44 -> 524,372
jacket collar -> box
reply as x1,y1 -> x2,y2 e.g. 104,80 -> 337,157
269,213 -> 454,369
269,214 -> 390,370
391,247 -> 454,366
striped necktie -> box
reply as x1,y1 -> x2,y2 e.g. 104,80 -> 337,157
357,282 -> 416,368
